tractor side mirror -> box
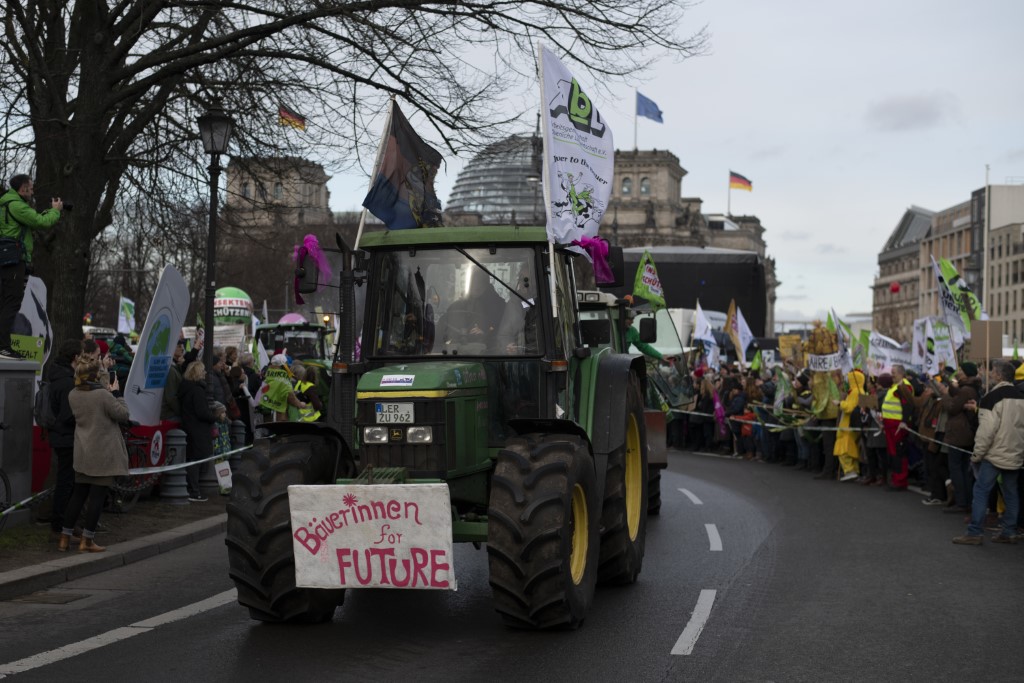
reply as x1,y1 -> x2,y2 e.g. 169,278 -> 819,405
580,319 -> 612,347
639,317 -> 657,343
295,251 -> 319,294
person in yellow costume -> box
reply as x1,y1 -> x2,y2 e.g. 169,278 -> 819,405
834,368 -> 865,481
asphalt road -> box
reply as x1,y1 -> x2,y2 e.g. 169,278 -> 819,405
1,450 -> 1021,682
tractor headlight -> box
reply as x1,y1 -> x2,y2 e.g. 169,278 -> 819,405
406,426 -> 433,444
363,426 -> 389,444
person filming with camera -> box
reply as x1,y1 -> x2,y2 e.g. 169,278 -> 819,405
0,174 -> 62,359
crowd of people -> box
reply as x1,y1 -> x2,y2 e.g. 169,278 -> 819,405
42,332 -> 326,552
675,359 -> 1023,545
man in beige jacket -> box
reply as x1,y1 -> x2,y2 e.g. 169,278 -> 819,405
953,361 -> 1024,545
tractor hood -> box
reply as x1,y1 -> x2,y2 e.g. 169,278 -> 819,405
358,361 -> 488,393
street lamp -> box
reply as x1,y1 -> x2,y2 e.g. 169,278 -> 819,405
197,101 -> 233,371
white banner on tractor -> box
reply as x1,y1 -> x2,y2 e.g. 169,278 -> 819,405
289,484 -> 457,591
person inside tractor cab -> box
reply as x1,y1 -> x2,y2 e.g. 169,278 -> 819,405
495,271 -> 538,355
439,270 -> 505,349
286,334 -> 318,360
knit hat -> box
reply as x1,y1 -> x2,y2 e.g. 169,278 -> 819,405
96,340 -> 109,356
877,373 -> 893,389
961,361 -> 978,377
1015,364 -> 1024,381
270,353 -> 288,366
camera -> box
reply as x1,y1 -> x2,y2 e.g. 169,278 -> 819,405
62,201 -> 74,212
108,370 -> 117,384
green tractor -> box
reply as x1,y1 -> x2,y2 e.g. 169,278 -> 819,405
254,321 -> 333,407
225,226 -> 651,629
577,290 -> 669,515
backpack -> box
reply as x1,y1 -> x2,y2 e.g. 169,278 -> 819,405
34,380 -> 57,430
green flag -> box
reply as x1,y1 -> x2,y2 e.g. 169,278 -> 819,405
825,310 -> 835,333
939,257 -> 985,330
1014,338 -> 1020,361
632,250 -> 666,310
751,349 -> 762,371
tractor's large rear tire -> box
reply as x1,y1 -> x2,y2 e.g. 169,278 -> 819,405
225,435 -> 346,623
487,434 -> 600,629
598,373 -> 649,584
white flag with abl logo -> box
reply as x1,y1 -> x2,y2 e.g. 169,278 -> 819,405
539,44 -> 614,245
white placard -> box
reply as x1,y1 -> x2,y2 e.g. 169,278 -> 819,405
807,353 -> 841,372
289,484 -> 457,591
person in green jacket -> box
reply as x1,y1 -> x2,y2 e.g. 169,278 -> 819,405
625,308 -> 674,364
0,174 -> 62,359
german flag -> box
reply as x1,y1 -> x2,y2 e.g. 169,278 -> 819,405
278,104 -> 306,131
729,170 -> 752,191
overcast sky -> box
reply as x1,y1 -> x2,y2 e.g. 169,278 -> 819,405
326,0 -> 1024,323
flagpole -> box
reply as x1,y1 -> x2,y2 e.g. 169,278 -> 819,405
538,44 -> 558,320
355,96 -> 395,250
982,163 -> 990,319
634,88 -> 638,150
726,176 -> 731,217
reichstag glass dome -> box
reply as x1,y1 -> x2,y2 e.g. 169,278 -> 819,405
446,134 -> 544,225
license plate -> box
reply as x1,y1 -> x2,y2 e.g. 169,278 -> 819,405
376,402 -> 413,424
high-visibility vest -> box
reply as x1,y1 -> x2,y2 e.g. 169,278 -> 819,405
881,381 -> 907,421
295,380 -> 320,422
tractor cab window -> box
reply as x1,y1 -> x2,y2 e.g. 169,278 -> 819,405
371,247 -> 540,357
286,331 -> 322,360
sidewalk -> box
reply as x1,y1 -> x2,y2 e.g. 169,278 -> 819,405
0,495 -> 228,601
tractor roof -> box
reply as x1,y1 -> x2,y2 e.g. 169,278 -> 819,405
357,225 -> 550,250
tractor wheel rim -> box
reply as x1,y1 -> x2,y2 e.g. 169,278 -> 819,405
570,483 -> 588,584
625,413 -> 642,541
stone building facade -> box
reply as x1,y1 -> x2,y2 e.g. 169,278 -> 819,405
220,157 -> 337,317
918,200 -> 973,321
872,206 -> 932,341
980,185 -> 1024,341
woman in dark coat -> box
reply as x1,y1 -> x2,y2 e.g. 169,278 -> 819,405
178,360 -> 217,502
57,360 -> 130,553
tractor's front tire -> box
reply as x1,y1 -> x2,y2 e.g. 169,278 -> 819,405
225,436 -> 345,623
598,373 -> 649,584
487,434 -> 600,629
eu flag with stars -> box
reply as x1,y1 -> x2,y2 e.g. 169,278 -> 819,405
636,91 -> 663,123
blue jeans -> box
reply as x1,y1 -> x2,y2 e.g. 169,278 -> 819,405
967,461 -> 1020,537
947,449 -> 974,509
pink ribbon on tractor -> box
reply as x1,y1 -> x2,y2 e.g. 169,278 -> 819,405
572,235 -> 614,284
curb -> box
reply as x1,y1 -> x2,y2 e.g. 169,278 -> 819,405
0,513 -> 227,602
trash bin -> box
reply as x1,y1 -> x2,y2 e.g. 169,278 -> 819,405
0,359 -> 41,528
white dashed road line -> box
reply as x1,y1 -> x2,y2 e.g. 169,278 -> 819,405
705,523 -> 723,551
0,589 -> 237,678
671,589 -> 717,655
678,488 -> 703,505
